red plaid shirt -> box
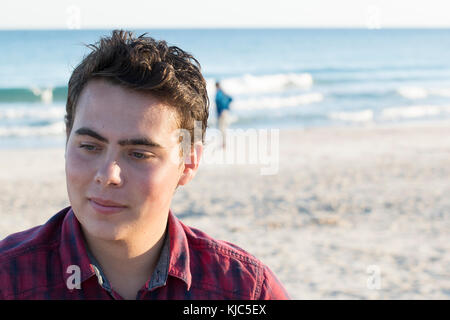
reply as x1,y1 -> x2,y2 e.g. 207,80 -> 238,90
0,207 -> 289,300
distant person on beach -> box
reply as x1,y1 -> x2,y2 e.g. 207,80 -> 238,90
0,30 -> 289,300
215,81 -> 232,149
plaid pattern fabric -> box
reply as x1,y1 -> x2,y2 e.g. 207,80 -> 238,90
0,207 -> 290,300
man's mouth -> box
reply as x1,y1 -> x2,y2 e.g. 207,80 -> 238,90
88,197 -> 127,214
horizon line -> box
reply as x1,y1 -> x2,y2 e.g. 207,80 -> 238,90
2,26 -> 450,31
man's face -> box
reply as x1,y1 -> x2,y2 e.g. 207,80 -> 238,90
65,79 -> 185,241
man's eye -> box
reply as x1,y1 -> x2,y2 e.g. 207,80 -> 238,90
130,152 -> 151,160
79,144 -> 98,151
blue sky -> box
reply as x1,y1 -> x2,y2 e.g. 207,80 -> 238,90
1,0 -> 449,29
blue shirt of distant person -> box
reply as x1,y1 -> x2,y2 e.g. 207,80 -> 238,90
215,82 -> 232,118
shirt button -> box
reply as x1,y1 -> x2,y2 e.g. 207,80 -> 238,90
92,265 -> 104,286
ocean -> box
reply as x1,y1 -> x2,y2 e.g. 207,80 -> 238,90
1,28 -> 450,148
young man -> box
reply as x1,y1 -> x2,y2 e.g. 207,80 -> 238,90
0,30 -> 289,300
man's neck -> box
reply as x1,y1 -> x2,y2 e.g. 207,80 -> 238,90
82,224 -> 167,299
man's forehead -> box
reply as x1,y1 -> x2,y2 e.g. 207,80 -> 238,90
75,79 -> 181,135
80,79 -> 171,111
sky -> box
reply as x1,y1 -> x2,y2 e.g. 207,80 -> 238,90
1,0 -> 450,29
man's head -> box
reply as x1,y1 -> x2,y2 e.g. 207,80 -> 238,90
64,30 -> 208,242
65,30 -> 209,146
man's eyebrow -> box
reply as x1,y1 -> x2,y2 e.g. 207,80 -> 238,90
74,127 -> 108,143
118,138 -> 164,149
74,127 -> 163,149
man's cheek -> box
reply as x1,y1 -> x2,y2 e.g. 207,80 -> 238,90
137,171 -> 170,201
66,155 -> 90,196
66,160 -> 83,184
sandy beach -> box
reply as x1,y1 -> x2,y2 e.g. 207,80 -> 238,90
0,122 -> 449,299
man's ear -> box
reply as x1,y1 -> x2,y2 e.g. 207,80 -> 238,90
177,141 -> 203,187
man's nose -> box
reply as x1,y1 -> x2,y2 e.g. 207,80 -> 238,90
94,157 -> 123,187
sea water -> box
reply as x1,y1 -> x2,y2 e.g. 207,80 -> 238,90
1,29 -> 450,148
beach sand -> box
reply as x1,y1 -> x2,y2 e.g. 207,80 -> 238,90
0,122 -> 449,299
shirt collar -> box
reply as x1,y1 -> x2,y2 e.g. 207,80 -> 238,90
59,207 -> 96,287
145,229 -> 170,290
167,209 -> 192,290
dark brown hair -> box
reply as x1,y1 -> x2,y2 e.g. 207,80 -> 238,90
65,29 -> 209,144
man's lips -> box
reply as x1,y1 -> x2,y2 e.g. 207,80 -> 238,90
89,197 -> 127,207
88,197 -> 127,214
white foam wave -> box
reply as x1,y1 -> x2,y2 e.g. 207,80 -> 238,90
430,88 -> 450,97
397,87 -> 428,99
0,106 -> 65,120
233,93 -> 323,110
0,121 -> 65,137
30,86 -> 54,104
381,105 -> 450,120
397,86 -> 450,100
212,73 -> 314,95
328,110 -> 374,123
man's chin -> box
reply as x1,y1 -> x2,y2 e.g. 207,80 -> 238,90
82,221 -> 127,242
74,208 -> 128,242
